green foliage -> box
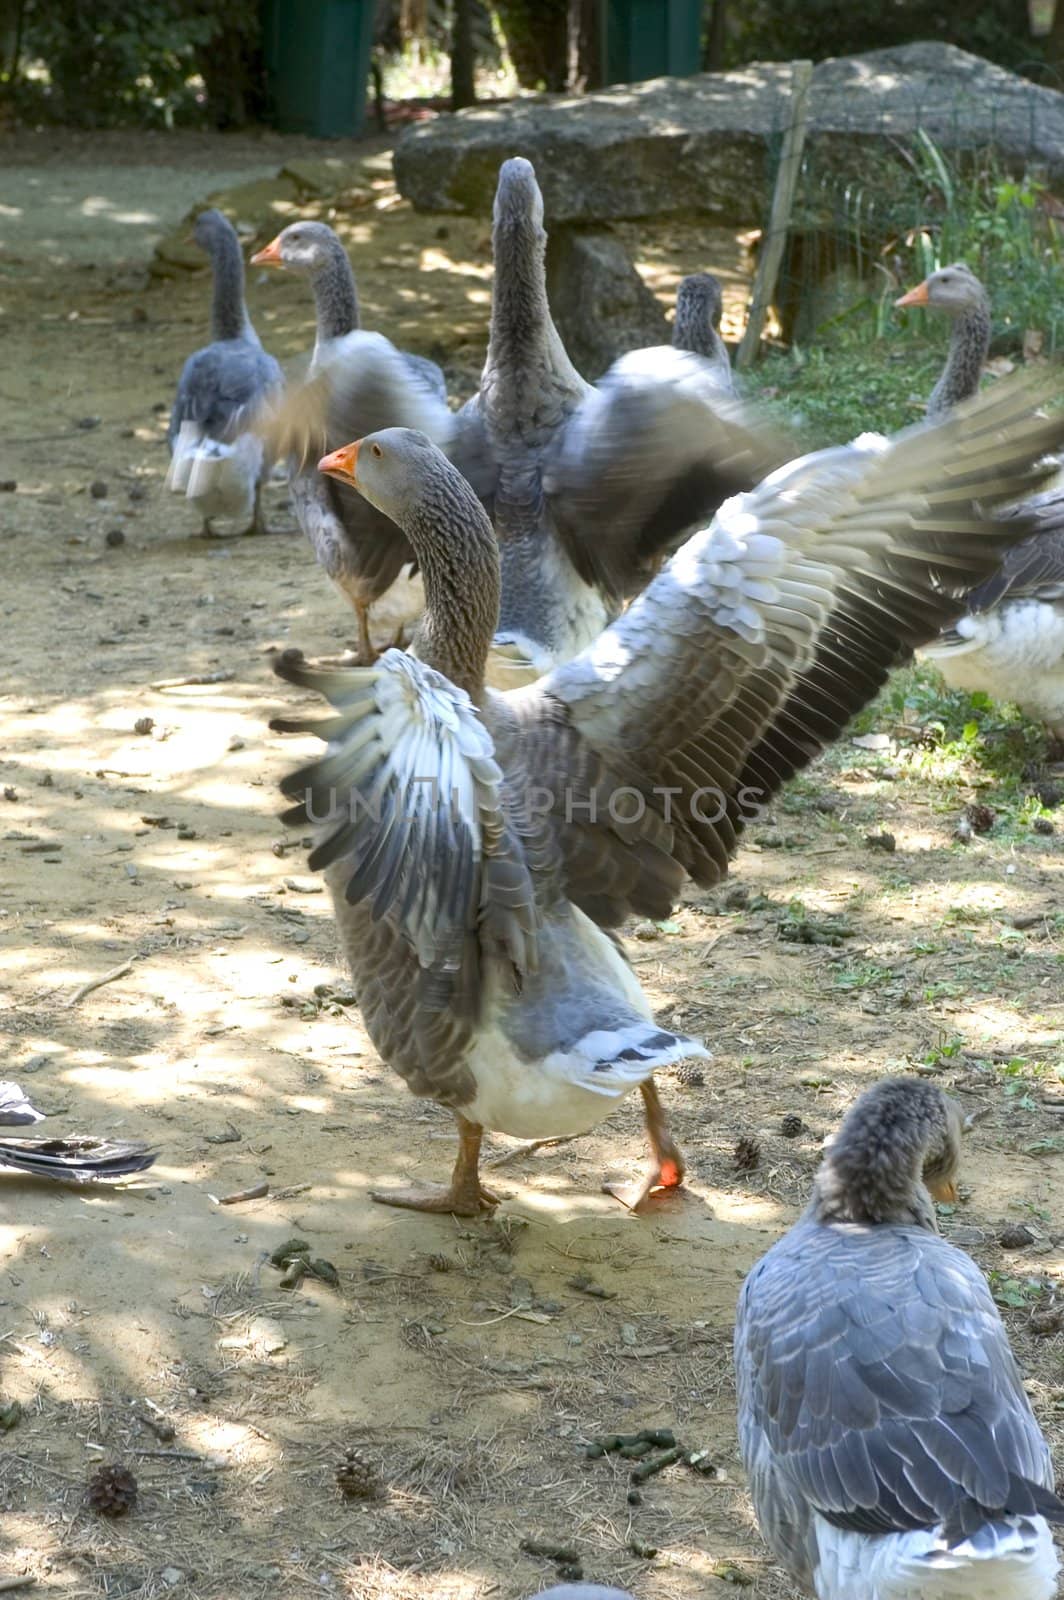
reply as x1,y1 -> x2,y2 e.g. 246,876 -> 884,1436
11,0 -> 261,127
727,1 -> 1044,78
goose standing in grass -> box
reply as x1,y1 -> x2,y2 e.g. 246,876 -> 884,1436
897,263 -> 1064,748
271,371 -> 1064,1215
166,209 -> 282,537
671,271 -> 735,394
735,1077 -> 1063,1599
250,221 -> 460,661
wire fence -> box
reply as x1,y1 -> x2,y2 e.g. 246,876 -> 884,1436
755,56 -> 1064,355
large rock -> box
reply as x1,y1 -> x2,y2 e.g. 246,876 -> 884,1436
395,44 -> 1064,227
546,225 -> 669,377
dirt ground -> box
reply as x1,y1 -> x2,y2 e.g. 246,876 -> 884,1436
0,131 -> 1062,1600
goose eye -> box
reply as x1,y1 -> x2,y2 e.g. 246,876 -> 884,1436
371,442 -> 383,458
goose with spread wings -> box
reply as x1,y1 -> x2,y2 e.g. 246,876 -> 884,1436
270,370 -> 1064,1214
735,1076 -> 1063,1598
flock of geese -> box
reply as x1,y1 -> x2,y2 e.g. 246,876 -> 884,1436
16,155 -> 1064,1598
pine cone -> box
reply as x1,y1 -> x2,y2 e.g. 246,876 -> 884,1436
87,1463 -> 138,1517
733,1136 -> 761,1172
674,1061 -> 704,1088
336,1447 -> 380,1501
964,801 -> 994,835
780,1113 -> 803,1138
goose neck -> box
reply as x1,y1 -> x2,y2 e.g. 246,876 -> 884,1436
403,487 -> 500,702
928,299 -> 991,418
209,231 -> 254,344
311,246 -> 360,345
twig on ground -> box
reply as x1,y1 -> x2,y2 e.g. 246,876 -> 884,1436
65,961 -> 133,1007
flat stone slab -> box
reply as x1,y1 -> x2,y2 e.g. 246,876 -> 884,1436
395,43 -> 1064,226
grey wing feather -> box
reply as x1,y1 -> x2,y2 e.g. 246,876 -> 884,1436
543,347 -> 792,602
512,368 -> 1064,924
271,650 -> 541,1055
963,497 -> 1064,611
736,1221 -> 1057,1547
170,340 -> 282,445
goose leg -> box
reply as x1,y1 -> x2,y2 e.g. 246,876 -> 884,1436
603,1080 -> 686,1213
370,1115 -> 501,1215
354,601 -> 377,665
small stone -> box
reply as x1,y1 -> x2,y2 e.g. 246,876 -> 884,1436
160,1568 -> 184,1588
780,1113 -> 803,1138
1032,816 -> 1055,836
0,480 -> 15,492
133,716 -> 155,736
105,528 -> 126,547
3,786 -> 17,802
228,735 -> 245,752
953,817 -> 973,844
90,480 -> 109,499
77,415 -> 101,430
128,483 -> 147,502
998,1223 -> 1035,1250
865,830 -> 895,852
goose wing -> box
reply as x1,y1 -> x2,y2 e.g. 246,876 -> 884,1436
272,649 -> 541,1048
510,370 -> 1064,925
542,347 -> 790,603
265,332 -> 492,601
964,496 -> 1064,611
170,340 -> 282,446
735,1221 -> 1057,1539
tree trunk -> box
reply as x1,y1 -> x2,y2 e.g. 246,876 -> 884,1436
704,0 -> 727,71
1047,0 -> 1064,75
495,0 -> 568,91
567,0 -> 601,90
451,0 -> 476,108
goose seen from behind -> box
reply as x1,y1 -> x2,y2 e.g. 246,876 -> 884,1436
735,1076 -> 1063,1599
271,371 -> 1064,1214
167,208 -> 282,536
897,263 -> 1064,748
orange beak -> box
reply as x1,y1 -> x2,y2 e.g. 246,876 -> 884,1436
250,234 -> 285,267
895,279 -> 930,309
927,1175 -> 959,1204
318,440 -> 360,486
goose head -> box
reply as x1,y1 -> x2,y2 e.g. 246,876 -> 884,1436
895,262 -> 988,319
676,272 -> 724,328
493,156 -> 545,232
318,426 -> 443,521
191,207 -> 237,254
251,220 -> 343,276
814,1077 -> 969,1226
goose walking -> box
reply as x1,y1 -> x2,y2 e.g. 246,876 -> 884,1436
167,208 -> 282,536
735,1077 -> 1063,1599
897,264 -> 1064,747
250,222 -> 458,661
270,370 -> 1064,1215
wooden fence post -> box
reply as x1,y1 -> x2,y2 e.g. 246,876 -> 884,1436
736,59 -> 814,371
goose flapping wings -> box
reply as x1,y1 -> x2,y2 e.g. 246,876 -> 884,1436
270,367 -> 1064,1213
